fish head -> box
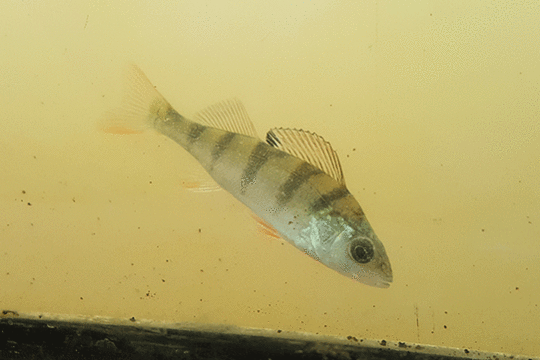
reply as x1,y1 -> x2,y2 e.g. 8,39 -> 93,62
326,225 -> 393,288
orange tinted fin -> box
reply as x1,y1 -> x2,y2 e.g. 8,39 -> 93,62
181,181 -> 202,189
180,180 -> 222,193
252,215 -> 281,239
180,167 -> 222,193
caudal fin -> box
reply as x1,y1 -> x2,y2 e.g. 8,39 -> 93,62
99,64 -> 172,135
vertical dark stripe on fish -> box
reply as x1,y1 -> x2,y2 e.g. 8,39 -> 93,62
277,162 -> 323,206
187,123 -> 206,143
241,142 -> 281,194
212,132 -> 236,163
309,187 -> 351,213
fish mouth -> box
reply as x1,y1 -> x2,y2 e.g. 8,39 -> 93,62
377,272 -> 393,288
366,277 -> 391,288
375,280 -> 391,289
352,273 -> 392,288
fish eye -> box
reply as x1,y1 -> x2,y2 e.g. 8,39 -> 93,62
349,239 -> 374,264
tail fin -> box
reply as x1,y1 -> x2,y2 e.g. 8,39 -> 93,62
99,64 -> 172,135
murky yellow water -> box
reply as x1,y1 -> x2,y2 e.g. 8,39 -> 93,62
1,1 -> 539,357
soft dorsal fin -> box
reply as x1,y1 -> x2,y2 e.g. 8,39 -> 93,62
193,98 -> 259,138
266,128 -> 346,186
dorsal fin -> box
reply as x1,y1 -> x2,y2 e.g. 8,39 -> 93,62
266,128 -> 346,186
193,98 -> 259,138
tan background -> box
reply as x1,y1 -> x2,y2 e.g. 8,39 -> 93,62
1,1 -> 539,357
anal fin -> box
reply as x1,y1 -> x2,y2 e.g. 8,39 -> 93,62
180,166 -> 222,193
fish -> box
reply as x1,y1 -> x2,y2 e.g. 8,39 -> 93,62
101,65 -> 393,288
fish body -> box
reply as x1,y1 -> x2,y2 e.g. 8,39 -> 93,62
103,65 -> 393,288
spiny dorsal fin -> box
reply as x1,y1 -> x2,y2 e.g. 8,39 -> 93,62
193,98 -> 259,138
266,128 -> 346,186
